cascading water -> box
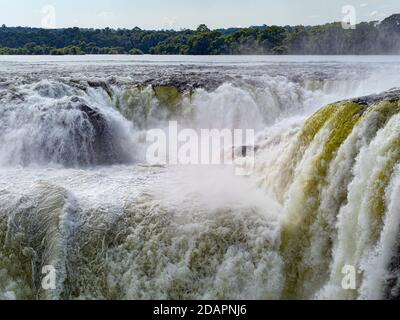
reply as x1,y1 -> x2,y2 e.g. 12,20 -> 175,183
1,56 -> 400,300
0,79 -> 136,167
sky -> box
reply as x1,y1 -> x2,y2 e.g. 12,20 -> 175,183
0,0 -> 399,30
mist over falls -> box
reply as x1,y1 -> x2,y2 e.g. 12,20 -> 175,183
1,57 -> 400,300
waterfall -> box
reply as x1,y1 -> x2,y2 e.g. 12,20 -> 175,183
256,91 -> 400,299
1,58 -> 400,300
0,79 -> 136,167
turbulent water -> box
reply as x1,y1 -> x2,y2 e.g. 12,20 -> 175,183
1,55 -> 400,300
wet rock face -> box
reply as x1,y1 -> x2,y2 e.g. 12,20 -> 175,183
79,103 -> 110,164
385,241 -> 400,300
142,75 -> 225,92
352,88 -> 400,106
76,101 -> 131,166
86,80 -> 113,98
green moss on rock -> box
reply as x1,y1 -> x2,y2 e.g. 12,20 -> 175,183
281,101 -> 367,299
153,86 -> 182,112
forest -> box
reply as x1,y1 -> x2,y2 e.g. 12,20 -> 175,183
1,14 -> 400,55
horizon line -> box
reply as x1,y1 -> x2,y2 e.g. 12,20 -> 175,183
1,14 -> 396,32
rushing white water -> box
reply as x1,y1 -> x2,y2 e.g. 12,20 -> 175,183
1,55 -> 400,300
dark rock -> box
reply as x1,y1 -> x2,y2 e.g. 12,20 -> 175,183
64,99 -> 130,166
78,103 -> 123,166
351,88 -> 400,106
384,233 -> 400,300
87,80 -> 113,98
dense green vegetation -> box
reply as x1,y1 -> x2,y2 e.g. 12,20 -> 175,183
1,14 -> 400,55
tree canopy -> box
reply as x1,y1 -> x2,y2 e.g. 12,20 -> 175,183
1,15 -> 400,55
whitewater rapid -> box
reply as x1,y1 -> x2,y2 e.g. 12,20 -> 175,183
1,56 -> 400,300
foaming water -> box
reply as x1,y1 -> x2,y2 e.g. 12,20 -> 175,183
0,79 -> 136,167
1,56 -> 400,300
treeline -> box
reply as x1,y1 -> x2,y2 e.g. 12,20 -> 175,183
0,43 -> 142,55
1,14 -> 400,55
